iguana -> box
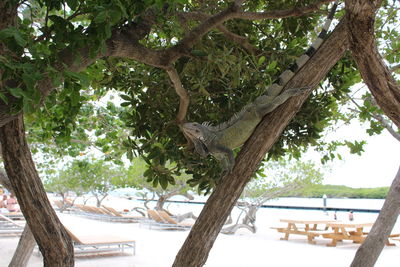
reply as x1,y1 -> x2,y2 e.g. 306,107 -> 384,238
182,1 -> 338,175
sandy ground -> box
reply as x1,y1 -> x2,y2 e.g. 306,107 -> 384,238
1,200 -> 399,267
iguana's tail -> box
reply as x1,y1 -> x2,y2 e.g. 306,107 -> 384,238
265,0 -> 339,96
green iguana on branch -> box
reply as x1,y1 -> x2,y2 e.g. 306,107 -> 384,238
182,1 -> 338,175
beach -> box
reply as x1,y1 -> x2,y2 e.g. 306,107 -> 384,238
1,197 -> 399,267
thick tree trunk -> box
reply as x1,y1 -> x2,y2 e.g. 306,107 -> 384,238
9,225 -> 36,267
345,2 -> 400,264
350,166 -> 400,267
345,0 -> 400,128
172,18 -> 349,267
0,115 -> 74,266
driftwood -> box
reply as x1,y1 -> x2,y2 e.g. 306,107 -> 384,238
221,183 -> 302,235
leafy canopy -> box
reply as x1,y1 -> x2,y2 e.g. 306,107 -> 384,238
2,0 -> 398,192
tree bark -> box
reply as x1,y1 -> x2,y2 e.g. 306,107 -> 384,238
9,225 -> 36,267
172,18 -> 349,267
350,165 -> 400,267
345,0 -> 400,128
0,115 -> 74,266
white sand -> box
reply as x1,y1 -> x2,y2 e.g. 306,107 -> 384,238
1,199 -> 399,267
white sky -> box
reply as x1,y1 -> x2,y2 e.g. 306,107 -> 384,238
308,121 -> 399,188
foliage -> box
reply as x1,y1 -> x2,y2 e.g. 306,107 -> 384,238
45,158 -> 125,206
44,164 -> 87,199
27,94 -> 129,175
242,159 -> 324,201
1,0 -> 398,193
289,184 -> 390,199
113,157 -> 192,195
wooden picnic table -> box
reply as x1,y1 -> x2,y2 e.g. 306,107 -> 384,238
322,222 -> 385,247
272,219 -> 336,244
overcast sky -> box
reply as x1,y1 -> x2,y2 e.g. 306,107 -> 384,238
309,121 -> 399,188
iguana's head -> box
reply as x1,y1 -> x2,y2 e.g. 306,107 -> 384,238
182,122 -> 211,157
182,122 -> 208,140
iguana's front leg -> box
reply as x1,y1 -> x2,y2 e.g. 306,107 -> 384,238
192,138 -> 209,157
211,144 -> 235,176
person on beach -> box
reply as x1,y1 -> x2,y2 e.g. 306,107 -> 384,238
0,194 -> 9,213
348,210 -> 354,221
6,194 -> 19,212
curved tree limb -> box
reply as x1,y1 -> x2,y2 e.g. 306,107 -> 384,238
345,0 -> 400,128
178,11 -> 260,54
166,67 -> 190,124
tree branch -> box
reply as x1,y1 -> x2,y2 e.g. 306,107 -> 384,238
179,11 -> 260,54
166,67 -> 190,124
391,63 -> 400,73
0,0 -> 338,128
234,0 -> 334,20
216,25 -> 261,55
345,0 -> 400,128
347,94 -> 400,142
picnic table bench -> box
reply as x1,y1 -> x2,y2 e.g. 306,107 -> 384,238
323,222 -> 399,247
272,219 -> 336,244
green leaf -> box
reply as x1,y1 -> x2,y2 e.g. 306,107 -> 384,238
127,149 -> 133,160
108,10 -> 122,24
159,177 -> 168,189
0,27 -> 27,47
120,94 -> 132,101
66,0 -> 78,10
64,70 -> 90,87
267,60 -> 277,70
120,102 -> 130,107
8,87 -> 29,99
94,11 -> 108,24
258,56 -> 266,66
152,178 -> 159,188
0,92 -> 8,104
144,168 -> 152,177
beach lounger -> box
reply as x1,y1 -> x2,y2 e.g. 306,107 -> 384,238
145,210 -> 192,230
71,204 -> 143,223
158,210 -> 194,227
63,224 -> 136,256
0,213 -> 24,236
102,205 -> 143,220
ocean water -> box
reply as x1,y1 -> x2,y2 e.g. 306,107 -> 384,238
264,197 -> 385,210
103,194 -> 386,212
